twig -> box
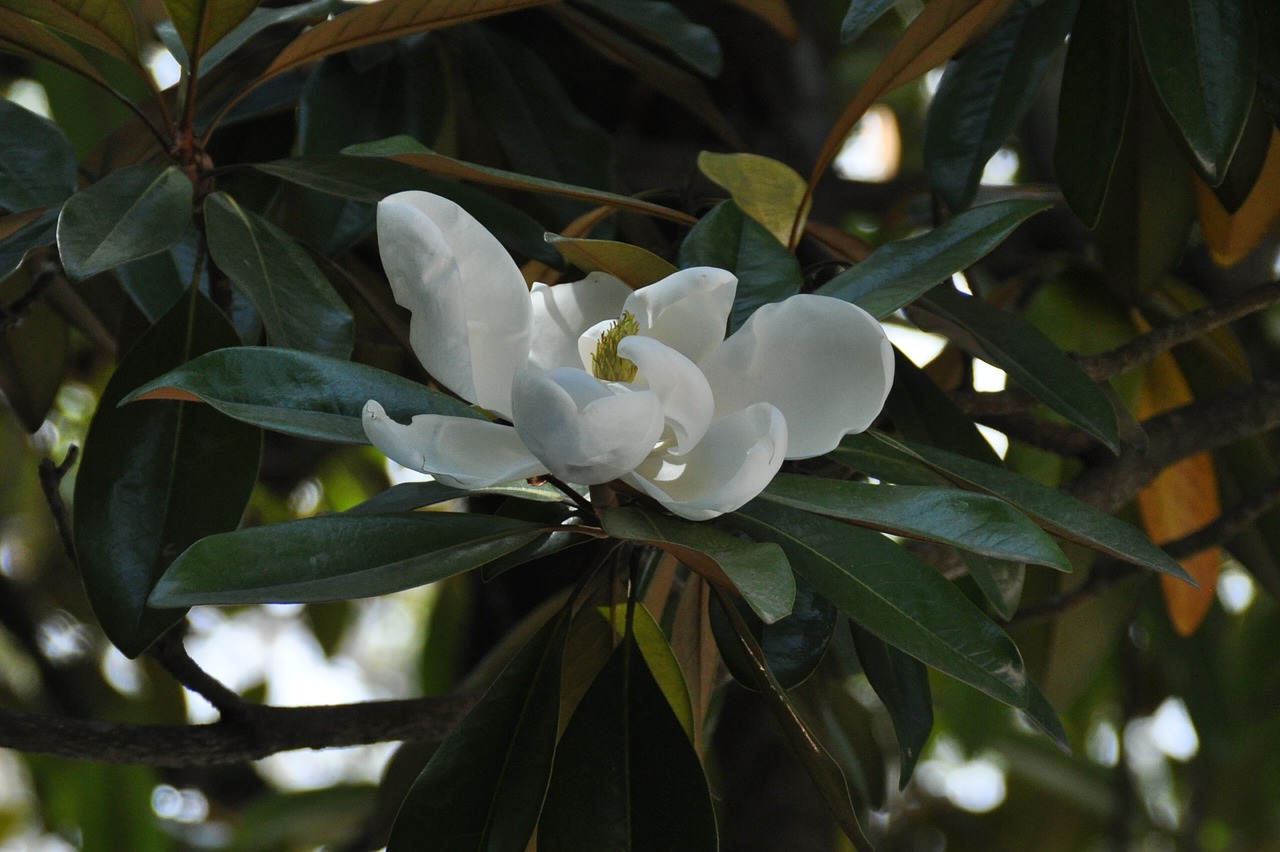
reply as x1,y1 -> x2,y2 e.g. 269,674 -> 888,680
36,446 -> 78,563
148,627 -> 257,722
1078,279 -> 1280,381
0,695 -> 476,768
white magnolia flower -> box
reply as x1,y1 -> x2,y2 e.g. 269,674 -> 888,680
363,191 -> 894,521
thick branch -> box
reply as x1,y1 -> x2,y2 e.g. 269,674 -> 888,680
0,694 -> 476,768
1067,380 -> 1280,512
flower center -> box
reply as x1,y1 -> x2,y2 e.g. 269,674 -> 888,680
591,311 -> 640,382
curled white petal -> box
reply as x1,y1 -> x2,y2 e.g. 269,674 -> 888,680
626,403 -> 787,521
617,335 -> 714,454
377,192 -> 531,416
529,272 -> 632,372
362,400 -> 546,489
623,267 -> 737,364
511,368 -> 665,485
699,295 -> 893,458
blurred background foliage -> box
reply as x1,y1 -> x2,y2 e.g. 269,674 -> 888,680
2,0 -> 1280,849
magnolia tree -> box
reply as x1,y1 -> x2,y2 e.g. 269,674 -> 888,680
1,0 -> 1279,848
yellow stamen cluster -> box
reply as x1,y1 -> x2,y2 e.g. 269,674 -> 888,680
591,311 -> 640,382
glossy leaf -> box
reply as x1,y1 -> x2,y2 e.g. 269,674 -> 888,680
344,136 -> 696,225
547,235 -> 676,287
732,502 -> 1031,710
850,623 -> 932,786
347,481 -> 564,515
149,513 -> 549,606
815,198 -> 1050,318
0,0 -> 141,64
257,0 -> 556,85
915,284 -> 1120,452
837,432 -> 1192,580
386,614 -> 569,852
0,98 -> 77,211
697,151 -> 809,246
1133,0 -> 1256,185
601,505 -> 795,624
1055,0 -> 1131,227
581,0 -> 722,77
73,292 -> 260,656
198,0 -> 339,74
538,635 -> 718,851
884,348 -> 1003,464
203,192 -> 354,358
600,603 -> 696,741
125,346 -> 482,444
923,0 -> 1078,210
712,589 -> 871,850
841,0 -> 897,44
677,200 -> 804,332
56,165 -> 192,281
161,0 -> 259,67
959,552 -> 1025,621
760,473 -> 1071,571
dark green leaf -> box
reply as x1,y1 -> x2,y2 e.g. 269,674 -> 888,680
0,207 -> 58,279
915,284 -> 1120,452
760,473 -> 1071,571
836,432 -> 1192,580
56,165 -> 193,281
841,0 -> 897,43
710,570 -> 837,689
850,623 -> 932,787
601,505 -> 795,624
1055,0 -> 1132,227
387,614 -> 569,852
923,0 -> 1078,210
1206,97 -> 1274,213
580,0 -> 722,76
1133,0 -> 1257,184
199,0 -> 339,74
255,156 -> 561,265
733,502 -> 1031,710
538,634 -> 718,852
815,199 -> 1050,318
677,200 -> 804,332
203,192 -> 354,358
455,26 -> 611,222
73,292 -> 260,656
114,234 -> 196,322
959,552 -> 1025,621
150,513 -> 549,606
0,98 -> 77,211
125,346 -> 482,444
711,589 -> 871,850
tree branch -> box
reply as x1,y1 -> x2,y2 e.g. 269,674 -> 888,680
0,694 -> 476,768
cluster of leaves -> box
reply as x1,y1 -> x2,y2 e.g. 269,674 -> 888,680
2,0 -> 1280,848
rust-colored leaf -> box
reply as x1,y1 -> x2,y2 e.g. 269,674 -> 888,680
0,7 -> 113,88
131,387 -> 205,403
0,0 -> 140,64
1196,129 -> 1280,267
1135,351 -> 1220,636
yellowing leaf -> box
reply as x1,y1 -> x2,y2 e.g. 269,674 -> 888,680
1135,351 -> 1220,636
547,235 -> 677,288
698,151 -> 810,246
1195,129 -> 1280,267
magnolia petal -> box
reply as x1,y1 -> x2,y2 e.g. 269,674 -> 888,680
618,335 -> 714,454
699,295 -> 893,459
377,192 -> 531,416
529,273 -> 632,372
623,267 -> 737,364
511,368 -> 664,484
362,400 -> 545,489
625,403 -> 787,521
